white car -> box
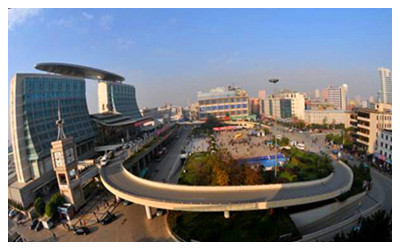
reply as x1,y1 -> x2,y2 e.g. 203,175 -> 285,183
100,155 -> 109,167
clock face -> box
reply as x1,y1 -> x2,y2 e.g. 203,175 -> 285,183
65,148 -> 75,164
54,152 -> 63,167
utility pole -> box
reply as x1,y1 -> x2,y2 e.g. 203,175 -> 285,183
269,79 -> 279,178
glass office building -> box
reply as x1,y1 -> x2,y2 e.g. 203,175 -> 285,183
9,74 -> 97,206
280,99 -> 292,118
98,81 -> 142,119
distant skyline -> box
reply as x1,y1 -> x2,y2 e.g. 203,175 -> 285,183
9,8 -> 392,113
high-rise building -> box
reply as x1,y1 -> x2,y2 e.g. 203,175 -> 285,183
197,86 -> 250,120
9,62 -> 144,208
9,73 -> 97,207
350,108 -> 392,154
258,90 -> 267,100
267,91 -> 305,120
250,97 -> 262,117
98,82 -> 142,119
377,67 -> 392,104
315,89 -> 320,99
321,88 -> 329,101
257,90 -> 268,116
328,84 -> 348,110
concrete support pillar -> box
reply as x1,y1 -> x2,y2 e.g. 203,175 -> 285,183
136,163 -> 140,174
224,211 -> 230,219
141,158 -> 146,168
145,206 -> 152,220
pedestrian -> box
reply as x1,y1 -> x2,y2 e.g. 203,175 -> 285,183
52,232 -> 56,239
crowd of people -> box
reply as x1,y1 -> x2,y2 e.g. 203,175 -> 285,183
215,130 -> 274,159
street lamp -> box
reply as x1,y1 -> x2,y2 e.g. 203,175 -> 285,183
268,78 -> 279,178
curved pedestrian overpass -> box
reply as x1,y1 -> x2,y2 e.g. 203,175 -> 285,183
100,153 -> 353,217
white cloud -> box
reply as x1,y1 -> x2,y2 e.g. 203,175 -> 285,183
82,12 -> 93,20
99,14 -> 113,30
8,8 -> 41,30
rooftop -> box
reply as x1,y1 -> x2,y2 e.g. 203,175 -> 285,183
35,62 -> 125,82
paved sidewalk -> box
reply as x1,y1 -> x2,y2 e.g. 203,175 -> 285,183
67,191 -> 118,228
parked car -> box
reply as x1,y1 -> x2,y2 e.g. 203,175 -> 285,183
8,209 -> 17,218
15,213 -> 24,221
34,221 -> 43,231
74,227 -> 90,235
156,209 -> 166,217
30,219 -> 39,230
347,155 -> 354,161
101,213 -> 116,225
332,150 -> 339,155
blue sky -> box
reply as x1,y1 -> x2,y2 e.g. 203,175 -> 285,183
8,8 -> 392,112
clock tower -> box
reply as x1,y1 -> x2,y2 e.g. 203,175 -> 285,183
50,102 -> 85,211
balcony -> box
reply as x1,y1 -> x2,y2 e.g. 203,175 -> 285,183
356,138 -> 369,146
357,116 -> 370,122
357,123 -> 370,130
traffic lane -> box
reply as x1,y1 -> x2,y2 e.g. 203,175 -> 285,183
149,128 -> 189,182
370,169 -> 392,212
103,160 -> 350,204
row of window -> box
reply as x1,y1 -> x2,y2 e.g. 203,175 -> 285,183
24,78 -> 84,90
381,133 -> 392,141
23,92 -> 85,101
110,84 -> 135,93
199,110 -> 248,117
199,98 -> 248,105
200,104 -> 248,112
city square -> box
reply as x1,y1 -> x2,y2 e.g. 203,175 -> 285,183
6,6 -> 393,246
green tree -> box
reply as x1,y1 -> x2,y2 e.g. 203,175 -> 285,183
244,167 -> 264,185
322,117 -> 328,126
45,201 -> 58,219
280,137 -> 290,146
295,120 -> 306,130
50,193 -> 65,208
34,197 -> 45,216
213,166 -> 229,186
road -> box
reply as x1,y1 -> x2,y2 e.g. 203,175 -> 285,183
100,125 -> 353,211
268,123 -> 392,240
148,126 -> 190,184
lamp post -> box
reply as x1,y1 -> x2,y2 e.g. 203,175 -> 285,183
269,78 -> 279,178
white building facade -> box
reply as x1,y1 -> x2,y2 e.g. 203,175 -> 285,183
328,84 -> 348,110
378,67 -> 392,104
